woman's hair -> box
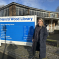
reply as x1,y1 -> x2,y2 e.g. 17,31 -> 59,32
37,18 -> 45,28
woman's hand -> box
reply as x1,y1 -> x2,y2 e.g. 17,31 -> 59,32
32,39 -> 34,42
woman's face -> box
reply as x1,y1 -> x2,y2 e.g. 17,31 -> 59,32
38,19 -> 43,26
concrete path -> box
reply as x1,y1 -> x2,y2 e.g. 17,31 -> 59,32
0,43 -> 59,59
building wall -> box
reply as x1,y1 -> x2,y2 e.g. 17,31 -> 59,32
9,6 -> 13,16
9,5 -> 16,16
12,5 -> 16,16
0,4 -> 59,18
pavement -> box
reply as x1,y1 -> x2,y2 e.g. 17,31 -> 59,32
0,52 -> 15,59
0,43 -> 59,59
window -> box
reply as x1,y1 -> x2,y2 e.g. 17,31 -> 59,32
19,7 -> 21,15
35,11 -> 37,15
21,8 -> 23,15
16,6 -> 28,16
50,13 -> 55,17
43,12 -> 49,17
32,10 -> 34,15
0,10 -> 2,16
22,8 -> 28,15
3,8 -> 9,16
43,12 -> 45,17
5,9 -> 7,16
45,12 -> 47,17
41,12 -> 43,17
55,13 -> 57,18
40,12 -> 43,17
24,9 -> 28,15
16,6 -> 24,16
44,12 -> 46,17
46,12 -> 49,17
37,11 -> 38,16
16,6 -> 19,16
29,10 -> 32,15
23,8 -> 26,15
6,8 -> 9,16
4,9 -> 6,16
39,11 -> 41,17
0,8 -> 9,17
29,10 -> 35,15
37,11 -> 39,16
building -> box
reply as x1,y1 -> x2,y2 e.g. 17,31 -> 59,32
0,2 -> 59,33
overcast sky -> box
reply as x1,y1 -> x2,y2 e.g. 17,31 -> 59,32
0,0 -> 59,12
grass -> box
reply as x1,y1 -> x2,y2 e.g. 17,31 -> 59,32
46,39 -> 57,47
46,33 -> 59,47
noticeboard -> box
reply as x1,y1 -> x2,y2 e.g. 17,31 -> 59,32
0,15 -> 37,46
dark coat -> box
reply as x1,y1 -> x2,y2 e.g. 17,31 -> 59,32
32,24 -> 48,59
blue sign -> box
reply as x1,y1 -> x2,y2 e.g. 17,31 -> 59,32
0,16 -> 36,46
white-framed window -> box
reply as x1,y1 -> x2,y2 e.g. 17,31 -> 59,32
55,13 -> 57,18
39,11 -> 41,17
33,10 -> 35,15
23,8 -> 28,15
4,9 -> 6,16
29,10 -> 32,15
43,12 -> 45,17
19,7 -> 21,15
16,6 -> 19,16
37,11 -> 39,16
40,12 -> 43,17
21,7 -> 24,15
0,8 -> 9,17
16,6 -> 28,16
29,9 -> 34,15
5,8 -> 9,16
32,10 -> 34,15
0,10 -> 2,16
7,8 -> 9,16
1,10 -> 3,16
50,13 -> 54,17
34,10 -> 37,15
16,6 -> 24,16
46,12 -> 49,17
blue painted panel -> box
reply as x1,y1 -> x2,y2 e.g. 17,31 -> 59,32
0,22 -> 35,42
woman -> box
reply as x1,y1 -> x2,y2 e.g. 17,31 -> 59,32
31,18 -> 48,59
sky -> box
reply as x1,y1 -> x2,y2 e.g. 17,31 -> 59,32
0,0 -> 59,12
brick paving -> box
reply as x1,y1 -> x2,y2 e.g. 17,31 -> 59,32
0,43 -> 59,59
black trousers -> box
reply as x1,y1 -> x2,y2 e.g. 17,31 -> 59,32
36,41 -> 40,51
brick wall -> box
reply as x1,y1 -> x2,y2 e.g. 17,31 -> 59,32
9,5 -> 13,16
9,5 -> 16,16
12,5 -> 16,16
